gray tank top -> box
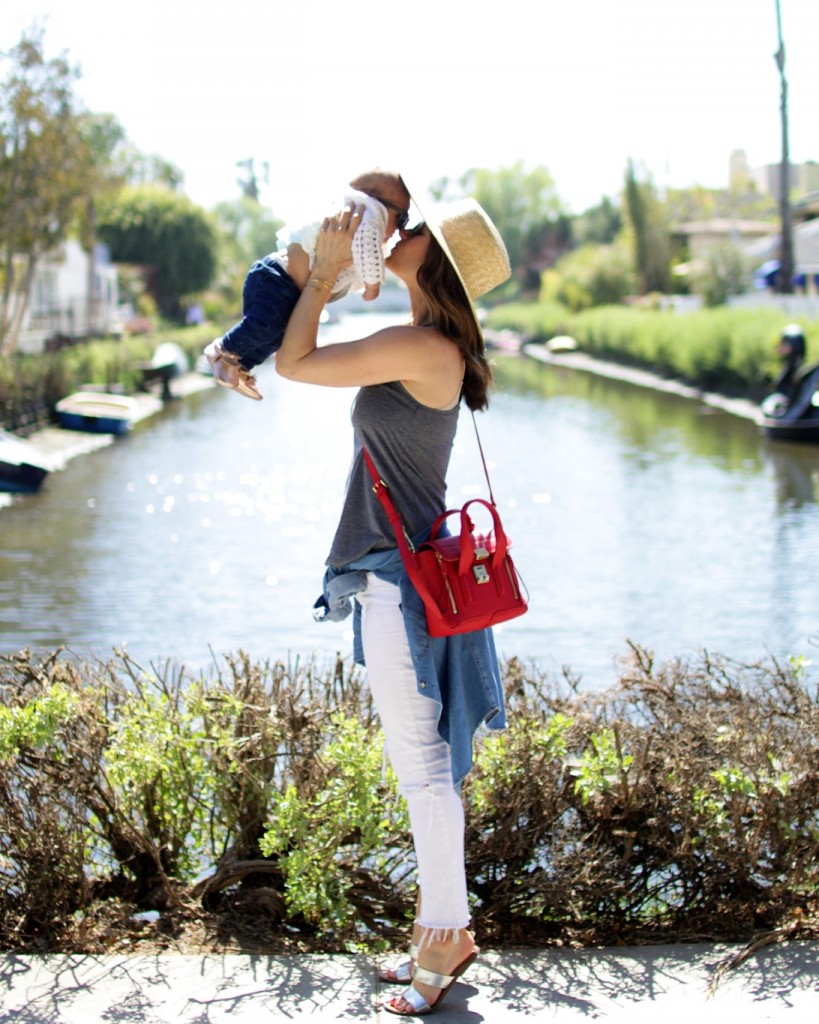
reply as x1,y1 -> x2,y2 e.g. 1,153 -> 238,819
327,382 -> 459,567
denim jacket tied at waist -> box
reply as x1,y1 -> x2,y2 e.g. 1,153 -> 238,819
313,541 -> 506,786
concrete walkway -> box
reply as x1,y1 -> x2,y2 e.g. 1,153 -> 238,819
1,942 -> 816,1022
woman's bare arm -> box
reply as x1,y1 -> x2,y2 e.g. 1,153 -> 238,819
276,207 -> 462,400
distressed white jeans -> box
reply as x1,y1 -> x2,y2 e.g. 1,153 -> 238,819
356,572 -> 470,931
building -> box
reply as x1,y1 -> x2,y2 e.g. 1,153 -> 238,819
793,190 -> 819,223
16,240 -> 120,355
674,219 -> 775,264
745,218 -> 819,294
729,149 -> 819,205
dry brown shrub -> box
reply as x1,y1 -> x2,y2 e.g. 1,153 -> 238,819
465,645 -> 818,947
0,643 -> 816,953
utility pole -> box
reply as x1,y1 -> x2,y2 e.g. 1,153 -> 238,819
774,0 -> 794,293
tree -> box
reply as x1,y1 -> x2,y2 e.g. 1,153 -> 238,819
664,184 -> 777,225
236,157 -> 269,203
211,196 -> 283,306
0,28 -> 96,355
98,186 -> 218,319
470,162 -> 568,291
572,196 -> 623,247
623,160 -> 671,295
75,112 -> 129,335
541,240 -> 637,311
119,150 -> 184,191
690,242 -> 753,307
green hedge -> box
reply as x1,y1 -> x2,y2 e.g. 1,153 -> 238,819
1,646 -> 816,953
486,301 -> 818,398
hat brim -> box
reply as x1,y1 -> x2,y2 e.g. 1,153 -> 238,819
409,197 -> 485,343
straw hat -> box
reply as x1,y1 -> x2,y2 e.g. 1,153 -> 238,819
414,197 -> 511,331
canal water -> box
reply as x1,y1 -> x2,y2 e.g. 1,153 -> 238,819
1,313 -> 818,689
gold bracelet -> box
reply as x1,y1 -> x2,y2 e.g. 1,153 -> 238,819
307,278 -> 334,293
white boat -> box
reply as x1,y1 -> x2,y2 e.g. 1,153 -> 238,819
55,392 -> 138,436
0,429 -> 51,492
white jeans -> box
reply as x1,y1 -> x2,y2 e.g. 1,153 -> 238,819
357,573 -> 470,931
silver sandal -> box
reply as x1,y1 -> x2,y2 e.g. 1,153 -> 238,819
382,948 -> 479,1016
379,942 -> 419,984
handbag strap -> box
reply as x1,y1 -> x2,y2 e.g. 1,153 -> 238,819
362,447 -> 445,623
362,448 -> 417,554
470,410 -> 496,506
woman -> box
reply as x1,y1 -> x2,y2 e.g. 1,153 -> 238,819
276,194 -> 511,1016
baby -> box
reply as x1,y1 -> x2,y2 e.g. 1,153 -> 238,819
204,169 -> 410,400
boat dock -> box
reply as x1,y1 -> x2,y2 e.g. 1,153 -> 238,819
21,372 -> 215,471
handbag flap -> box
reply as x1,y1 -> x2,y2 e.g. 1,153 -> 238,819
419,530 -> 500,564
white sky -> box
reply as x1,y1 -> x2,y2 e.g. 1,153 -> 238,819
3,0 -> 818,222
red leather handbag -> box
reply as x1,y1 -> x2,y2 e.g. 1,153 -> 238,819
363,418 -> 528,637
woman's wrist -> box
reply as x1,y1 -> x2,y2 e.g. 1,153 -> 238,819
305,262 -> 341,299
306,276 -> 334,295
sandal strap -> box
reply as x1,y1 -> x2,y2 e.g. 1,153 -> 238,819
411,964 -> 455,989
235,372 -> 262,400
381,960 -> 412,983
378,940 -> 421,985
396,984 -> 432,1014
394,962 -> 412,983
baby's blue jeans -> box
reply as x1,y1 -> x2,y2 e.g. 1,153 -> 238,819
221,256 -> 301,370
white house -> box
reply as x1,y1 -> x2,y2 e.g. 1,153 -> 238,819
673,219 -> 776,264
16,240 -> 120,354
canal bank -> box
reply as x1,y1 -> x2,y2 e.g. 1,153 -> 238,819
14,372 -> 215,474
2,335 -> 816,1020
520,341 -> 761,423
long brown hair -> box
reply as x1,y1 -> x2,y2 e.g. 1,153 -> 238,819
414,234 -> 493,411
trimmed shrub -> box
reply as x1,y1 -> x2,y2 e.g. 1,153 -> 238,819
486,302 -> 815,397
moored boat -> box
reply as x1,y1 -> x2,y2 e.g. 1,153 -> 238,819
484,328 -> 525,353
138,342 -> 190,400
55,392 -> 137,436
759,364 -> 819,444
0,429 -> 51,492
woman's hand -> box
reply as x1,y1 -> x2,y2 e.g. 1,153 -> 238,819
277,204 -> 364,378
311,204 -> 363,281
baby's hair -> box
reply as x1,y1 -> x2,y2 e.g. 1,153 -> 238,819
350,168 -> 410,205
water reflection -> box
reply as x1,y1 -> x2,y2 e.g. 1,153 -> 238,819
497,355 -> 766,473
762,443 -> 819,509
489,353 -> 819,682
1,319 -> 818,690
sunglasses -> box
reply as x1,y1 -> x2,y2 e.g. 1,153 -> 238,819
374,196 -> 410,231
